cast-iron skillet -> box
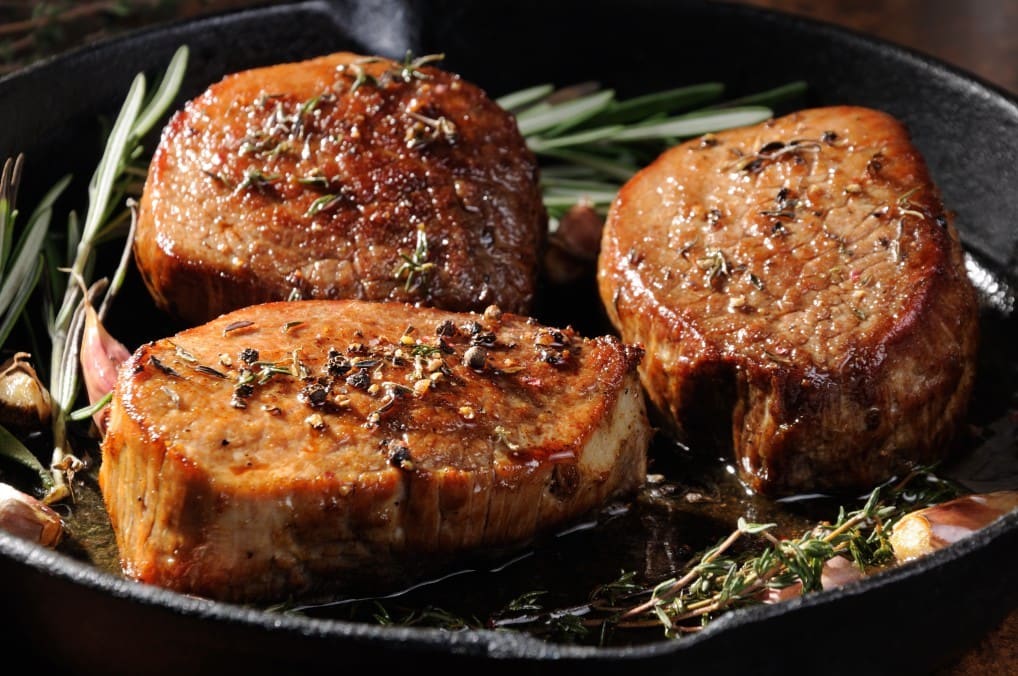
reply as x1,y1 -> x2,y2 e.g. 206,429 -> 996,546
0,1 -> 1015,674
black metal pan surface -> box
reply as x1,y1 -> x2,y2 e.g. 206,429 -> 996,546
0,1 -> 1015,674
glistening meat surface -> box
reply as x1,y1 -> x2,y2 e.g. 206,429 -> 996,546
134,52 -> 546,325
99,300 -> 650,602
598,105 -> 979,496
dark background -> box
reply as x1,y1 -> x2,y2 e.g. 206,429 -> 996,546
2,0 -> 1015,96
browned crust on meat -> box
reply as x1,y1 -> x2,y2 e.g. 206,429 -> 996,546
598,105 -> 979,496
99,300 -> 649,602
135,52 -> 546,325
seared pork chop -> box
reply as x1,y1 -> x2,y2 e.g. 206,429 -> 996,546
135,52 -> 546,325
99,300 -> 650,602
598,106 -> 979,496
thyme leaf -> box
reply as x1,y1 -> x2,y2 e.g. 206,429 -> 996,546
305,193 -> 342,217
238,168 -> 280,191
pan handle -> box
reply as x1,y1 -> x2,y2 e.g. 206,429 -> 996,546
319,0 -> 423,59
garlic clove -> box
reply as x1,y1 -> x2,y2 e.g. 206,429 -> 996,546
553,203 -> 604,262
890,490 -> 1018,563
0,481 -> 63,548
0,352 -> 52,430
79,303 -> 131,435
761,554 -> 866,604
543,203 -> 605,284
819,554 -> 866,588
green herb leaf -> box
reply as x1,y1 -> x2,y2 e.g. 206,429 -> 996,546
526,124 -> 626,152
737,518 -> 776,535
0,422 -> 53,491
496,83 -> 554,112
611,106 -> 773,142
712,80 -> 808,109
68,391 -> 112,421
587,82 -> 725,126
0,159 -> 71,349
515,89 -> 615,137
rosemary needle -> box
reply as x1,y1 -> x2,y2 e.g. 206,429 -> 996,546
0,157 -> 70,348
495,83 -> 554,113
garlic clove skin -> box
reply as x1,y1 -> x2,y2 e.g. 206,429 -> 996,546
819,554 -> 866,588
890,490 -> 1018,563
543,203 -> 605,285
761,554 -> 866,604
763,491 -> 1018,605
79,303 -> 131,435
554,203 -> 604,262
0,481 -> 63,548
0,352 -> 52,430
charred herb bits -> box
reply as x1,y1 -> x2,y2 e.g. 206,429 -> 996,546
205,309 -> 583,449
535,327 -> 573,367
384,440 -> 416,471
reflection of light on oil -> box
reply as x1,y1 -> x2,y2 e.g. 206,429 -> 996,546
965,250 -> 1015,315
555,517 -> 601,537
776,493 -> 832,504
287,565 -> 484,612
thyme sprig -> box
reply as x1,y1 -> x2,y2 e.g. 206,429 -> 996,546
499,79 -> 807,222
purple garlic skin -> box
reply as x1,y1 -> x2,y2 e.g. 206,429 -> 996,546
890,491 -> 1018,562
80,304 -> 130,435
0,352 -> 52,430
0,482 -> 63,547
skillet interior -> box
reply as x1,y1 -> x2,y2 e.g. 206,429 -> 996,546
0,1 -> 1015,673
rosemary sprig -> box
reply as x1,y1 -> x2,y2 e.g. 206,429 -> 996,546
500,80 -> 807,221
0,420 -> 53,492
45,45 -> 188,502
0,155 -> 69,493
0,155 -> 71,349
